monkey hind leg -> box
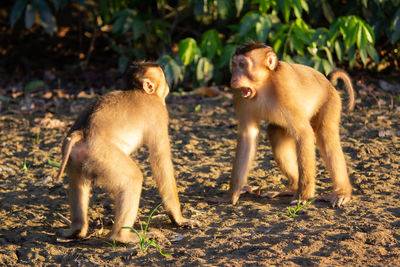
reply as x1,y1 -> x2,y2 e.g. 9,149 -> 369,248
63,167 -> 92,239
94,149 -> 144,244
265,124 -> 299,199
316,102 -> 352,207
107,183 -> 143,244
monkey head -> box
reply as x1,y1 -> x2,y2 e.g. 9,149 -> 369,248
129,62 -> 170,101
231,41 -> 278,99
142,66 -> 170,100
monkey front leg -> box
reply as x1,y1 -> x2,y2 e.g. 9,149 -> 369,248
149,140 -> 200,228
293,125 -> 317,204
211,124 -> 259,205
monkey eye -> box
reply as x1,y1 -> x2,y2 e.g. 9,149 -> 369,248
238,61 -> 246,69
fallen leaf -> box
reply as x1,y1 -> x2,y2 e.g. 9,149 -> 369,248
379,129 -> 393,137
77,89 -> 96,98
34,117 -> 66,128
42,92 -> 53,99
171,233 -> 185,242
192,86 -> 221,97
57,27 -> 70,38
0,165 -> 16,175
54,89 -> 70,99
12,91 -> 23,98
36,176 -> 53,184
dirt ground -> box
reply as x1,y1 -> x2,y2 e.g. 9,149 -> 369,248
0,85 -> 399,266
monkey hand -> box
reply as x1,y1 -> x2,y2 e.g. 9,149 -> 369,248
319,192 -> 351,207
175,218 -> 201,229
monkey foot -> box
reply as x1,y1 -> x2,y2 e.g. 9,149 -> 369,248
108,230 -> 165,244
319,193 -> 351,207
207,193 -> 242,205
207,186 -> 261,204
61,227 -> 88,240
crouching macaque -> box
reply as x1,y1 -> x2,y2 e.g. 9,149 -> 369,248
213,41 -> 354,207
57,62 -> 199,243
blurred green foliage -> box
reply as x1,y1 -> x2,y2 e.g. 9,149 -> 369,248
9,0 -> 400,88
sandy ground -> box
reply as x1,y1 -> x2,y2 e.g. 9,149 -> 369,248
0,88 -> 399,266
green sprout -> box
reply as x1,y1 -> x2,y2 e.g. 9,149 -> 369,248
104,219 -> 120,251
22,158 -> 30,171
123,203 -> 172,257
35,131 -> 40,144
287,198 -> 317,218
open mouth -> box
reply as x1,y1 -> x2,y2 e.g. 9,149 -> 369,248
241,87 -> 252,98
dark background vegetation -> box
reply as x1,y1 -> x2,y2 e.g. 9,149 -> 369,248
0,0 -> 399,95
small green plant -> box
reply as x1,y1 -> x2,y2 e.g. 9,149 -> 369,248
35,132 -> 40,144
22,158 -> 30,171
122,203 -> 172,257
104,239 -> 118,251
47,158 -> 61,168
104,219 -> 120,251
287,197 -> 316,218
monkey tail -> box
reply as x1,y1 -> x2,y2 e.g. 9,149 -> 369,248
56,131 -> 83,181
328,69 -> 355,111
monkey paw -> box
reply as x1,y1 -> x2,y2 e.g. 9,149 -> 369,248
61,227 -> 88,240
319,193 -> 351,207
176,218 -> 201,229
108,231 -> 140,244
108,229 -> 167,244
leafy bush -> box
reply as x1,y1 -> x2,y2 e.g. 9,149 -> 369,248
173,0 -> 385,86
9,0 -> 400,88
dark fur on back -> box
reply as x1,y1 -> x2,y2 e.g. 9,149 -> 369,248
126,61 -> 161,90
68,100 -> 97,136
234,40 -> 270,56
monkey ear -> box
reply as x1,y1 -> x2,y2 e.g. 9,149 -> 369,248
142,78 -> 155,94
265,52 -> 278,71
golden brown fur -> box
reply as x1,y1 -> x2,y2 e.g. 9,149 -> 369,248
212,41 -> 354,207
58,64 -> 199,243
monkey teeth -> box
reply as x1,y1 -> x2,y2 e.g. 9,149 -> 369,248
241,87 -> 252,98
